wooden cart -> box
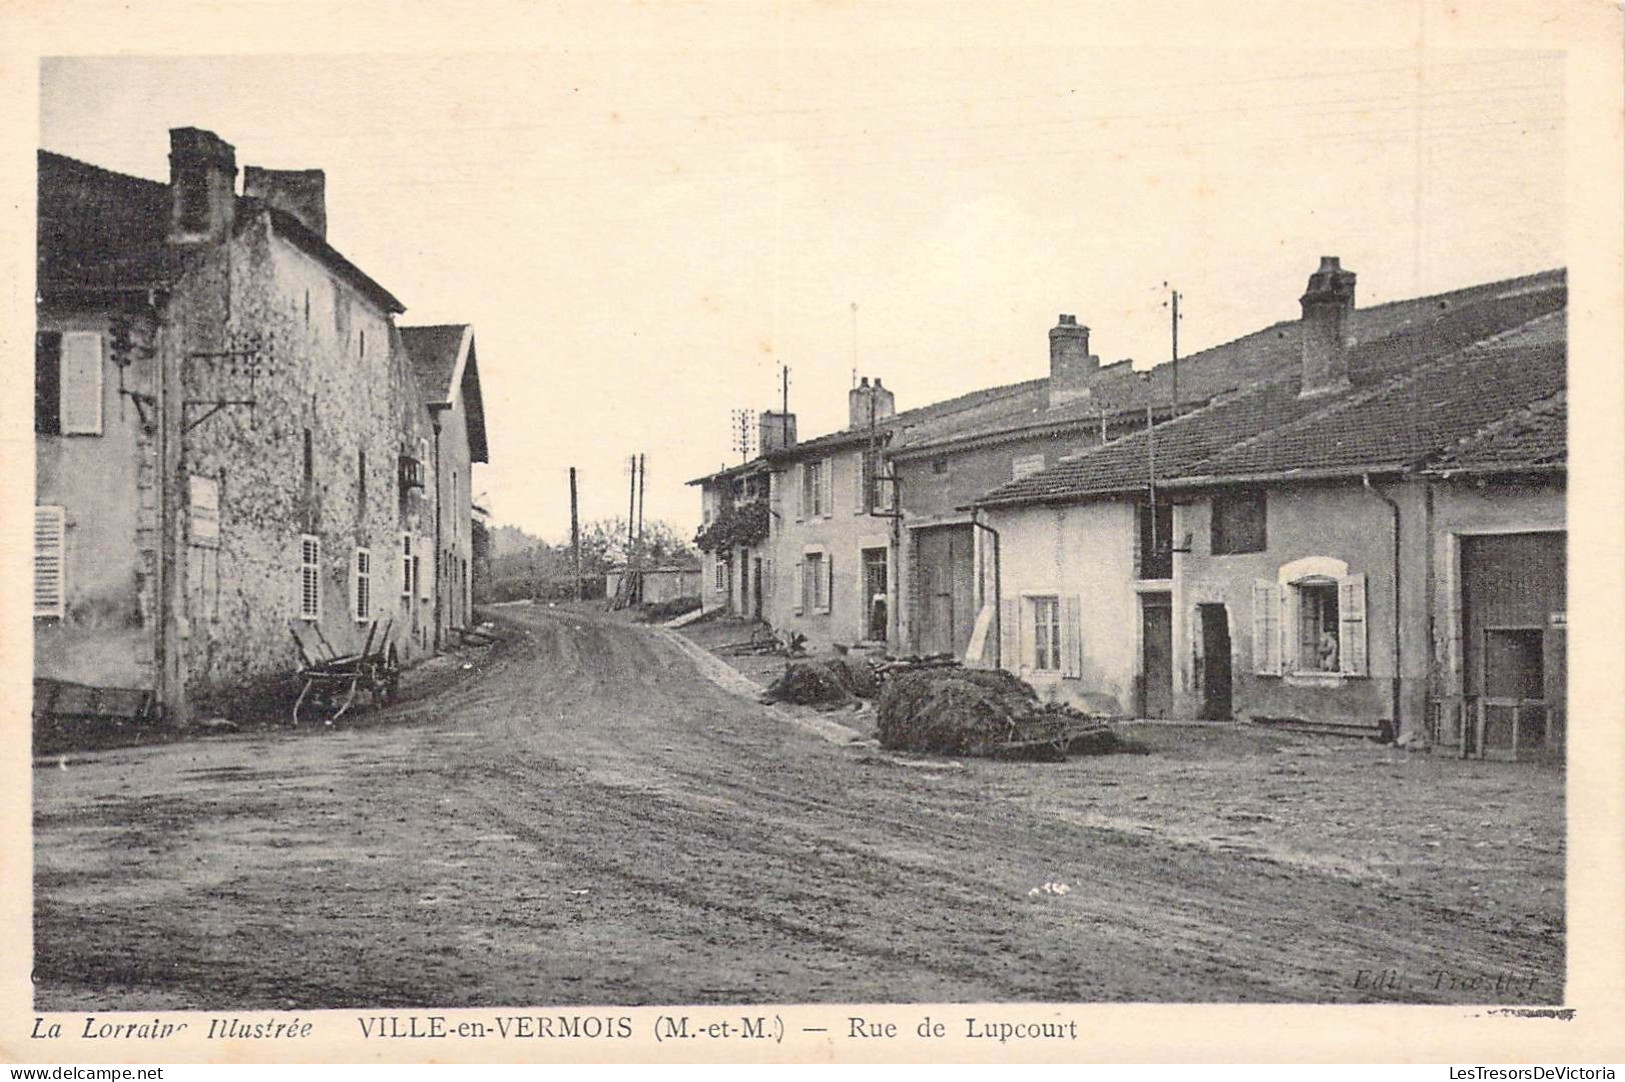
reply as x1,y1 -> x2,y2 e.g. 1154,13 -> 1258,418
289,618 -> 399,726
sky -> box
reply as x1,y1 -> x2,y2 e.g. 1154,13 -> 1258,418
37,30 -> 1564,544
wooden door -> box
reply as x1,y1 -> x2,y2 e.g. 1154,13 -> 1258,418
1199,603 -> 1232,720
1141,593 -> 1173,719
916,526 -> 974,658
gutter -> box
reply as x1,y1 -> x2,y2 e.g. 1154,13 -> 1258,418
1363,472 -> 1402,743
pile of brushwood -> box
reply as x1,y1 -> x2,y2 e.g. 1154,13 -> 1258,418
877,663 -> 1117,760
761,656 -> 878,708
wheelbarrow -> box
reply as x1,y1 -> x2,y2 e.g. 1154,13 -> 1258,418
289,617 -> 400,726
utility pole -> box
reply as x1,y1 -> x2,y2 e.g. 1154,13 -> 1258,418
782,363 -> 790,419
626,453 -> 637,569
569,466 -> 581,602
1163,284 -> 1183,417
850,302 -> 858,388
636,452 -> 646,603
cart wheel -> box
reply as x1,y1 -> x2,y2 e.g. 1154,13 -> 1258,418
293,678 -> 314,727
381,646 -> 401,704
328,676 -> 359,724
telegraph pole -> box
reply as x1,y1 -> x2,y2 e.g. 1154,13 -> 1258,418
1163,285 -> 1183,417
569,466 -> 581,602
636,452 -> 646,584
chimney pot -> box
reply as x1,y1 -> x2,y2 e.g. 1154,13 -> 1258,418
167,127 -> 238,247
1048,312 -> 1096,409
1299,255 -> 1357,398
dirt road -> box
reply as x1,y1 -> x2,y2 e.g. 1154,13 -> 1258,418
33,606 -> 1562,1008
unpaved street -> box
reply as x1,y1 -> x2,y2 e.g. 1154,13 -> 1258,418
34,606 -> 1562,1008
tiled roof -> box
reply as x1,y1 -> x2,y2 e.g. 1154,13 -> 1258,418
38,148 -> 405,314
978,302 -> 1566,506
1428,391 -> 1566,473
38,150 -> 172,292
400,324 -> 467,403
893,268 -> 1565,455
400,323 -> 489,463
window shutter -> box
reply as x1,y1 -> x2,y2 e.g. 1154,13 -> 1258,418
794,558 -> 806,614
1339,573 -> 1368,676
1252,581 -> 1281,675
420,536 -> 434,600
825,553 -> 835,613
59,332 -> 103,435
188,475 -> 220,548
999,597 -> 1019,673
1062,595 -> 1083,678
34,506 -> 66,618
853,454 -> 865,514
401,533 -> 413,595
796,465 -> 806,521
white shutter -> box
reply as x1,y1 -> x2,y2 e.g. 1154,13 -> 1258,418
793,556 -> 806,614
1062,595 -> 1083,678
401,533 -> 413,595
188,475 -> 220,547
59,332 -> 103,435
299,535 -> 322,620
34,506 -> 66,618
796,464 -> 807,521
853,453 -> 865,514
999,597 -> 1020,672
1339,573 -> 1368,676
1252,581 -> 1281,675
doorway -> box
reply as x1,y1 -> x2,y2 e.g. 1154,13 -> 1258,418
1198,603 -> 1232,720
862,548 -> 888,642
1140,592 -> 1173,719
752,557 -> 764,621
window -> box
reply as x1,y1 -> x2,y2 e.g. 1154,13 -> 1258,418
1137,501 -> 1174,580
1253,562 -> 1367,678
1212,489 -> 1266,555
419,534 -> 433,600
35,331 -> 102,436
303,429 -> 314,489
1297,581 -> 1339,672
353,547 -> 372,621
358,450 -> 367,509
1012,452 -> 1046,480
715,553 -> 728,592
801,551 -> 830,614
857,449 -> 879,514
189,475 -> 220,548
299,535 -> 321,620
401,533 -> 414,596
800,459 -> 829,518
1031,596 -> 1061,671
34,506 -> 66,618
931,455 -> 950,476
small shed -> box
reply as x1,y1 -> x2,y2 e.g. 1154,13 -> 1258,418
605,561 -> 703,605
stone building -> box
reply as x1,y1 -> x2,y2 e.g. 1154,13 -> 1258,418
34,127 -> 490,725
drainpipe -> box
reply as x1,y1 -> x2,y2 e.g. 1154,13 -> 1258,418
970,508 -> 1002,670
429,404 -> 449,652
1363,473 -> 1402,743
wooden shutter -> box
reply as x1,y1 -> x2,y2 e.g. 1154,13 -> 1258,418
999,597 -> 1019,673
34,506 -> 66,618
825,553 -> 834,613
419,536 -> 434,600
794,556 -> 806,614
299,535 -> 322,619
1339,573 -> 1368,676
59,332 -> 103,435
1062,595 -> 1083,678
401,533 -> 413,595
853,453 -> 866,514
796,464 -> 807,521
1252,581 -> 1281,675
188,475 -> 220,548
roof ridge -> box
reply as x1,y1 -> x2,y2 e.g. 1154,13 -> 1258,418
1353,267 -> 1566,316
39,148 -> 166,190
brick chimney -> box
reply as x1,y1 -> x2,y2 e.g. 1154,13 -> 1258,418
166,128 -> 238,246
1047,314 -> 1097,408
848,377 -> 896,430
244,166 -> 327,238
1299,256 -> 1357,398
759,410 -> 797,452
